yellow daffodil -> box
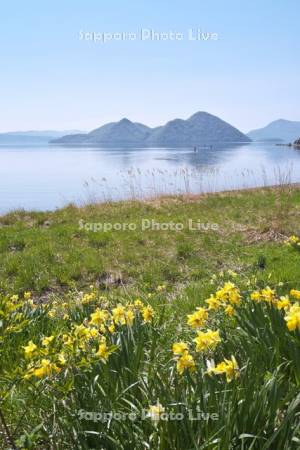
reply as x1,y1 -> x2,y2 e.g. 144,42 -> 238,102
290,289 -> 300,300
23,341 -> 37,358
73,324 -> 91,339
250,291 -> 261,302
112,305 -> 126,325
228,290 -> 241,305
142,305 -> 154,323
101,324 -> 107,333
208,356 -> 239,382
215,282 -> 241,306
62,334 -> 74,347
125,309 -> 135,326
187,307 -> 208,329
193,330 -> 221,352
172,342 -> 189,355
33,359 -> 60,378
95,343 -> 112,361
276,296 -> 291,310
286,235 -> 299,245
42,335 -> 55,347
205,295 -> 222,310
176,352 -> 196,375
261,287 -> 275,303
90,308 -> 109,327
250,287 -> 275,304
88,327 -> 99,338
134,299 -> 144,309
108,323 -> 115,333
284,303 -> 300,331
225,305 -> 235,316
82,292 -> 96,304
58,353 -> 67,365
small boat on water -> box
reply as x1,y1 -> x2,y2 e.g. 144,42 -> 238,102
193,145 -> 213,152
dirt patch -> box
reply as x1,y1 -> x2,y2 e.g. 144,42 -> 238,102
244,229 -> 287,244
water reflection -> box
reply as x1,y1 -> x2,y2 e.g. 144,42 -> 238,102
0,142 -> 299,213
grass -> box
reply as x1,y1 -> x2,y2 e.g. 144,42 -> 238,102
1,185 -> 300,449
1,185 -> 300,300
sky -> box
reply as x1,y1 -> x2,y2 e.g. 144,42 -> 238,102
0,0 -> 299,133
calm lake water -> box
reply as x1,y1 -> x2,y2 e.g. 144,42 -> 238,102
0,142 -> 299,214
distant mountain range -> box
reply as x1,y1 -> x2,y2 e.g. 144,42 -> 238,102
0,130 -> 82,144
247,119 -> 300,143
51,112 -> 251,146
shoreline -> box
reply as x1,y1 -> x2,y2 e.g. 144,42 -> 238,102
1,182 -> 298,219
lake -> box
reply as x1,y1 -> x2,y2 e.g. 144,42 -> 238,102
0,142 -> 299,214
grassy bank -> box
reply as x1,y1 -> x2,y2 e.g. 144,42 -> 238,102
1,186 -> 300,449
1,186 -> 300,303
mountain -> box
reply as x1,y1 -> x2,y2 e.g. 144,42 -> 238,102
83,118 -> 151,144
53,119 -> 151,145
0,130 -> 83,144
52,112 -> 250,146
147,112 -> 250,145
247,119 -> 300,143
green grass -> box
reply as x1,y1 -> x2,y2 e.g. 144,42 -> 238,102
1,185 -> 300,304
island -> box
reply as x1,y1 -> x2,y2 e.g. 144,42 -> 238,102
50,111 -> 251,146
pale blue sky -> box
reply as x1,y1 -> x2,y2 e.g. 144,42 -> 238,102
0,0 -> 299,133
